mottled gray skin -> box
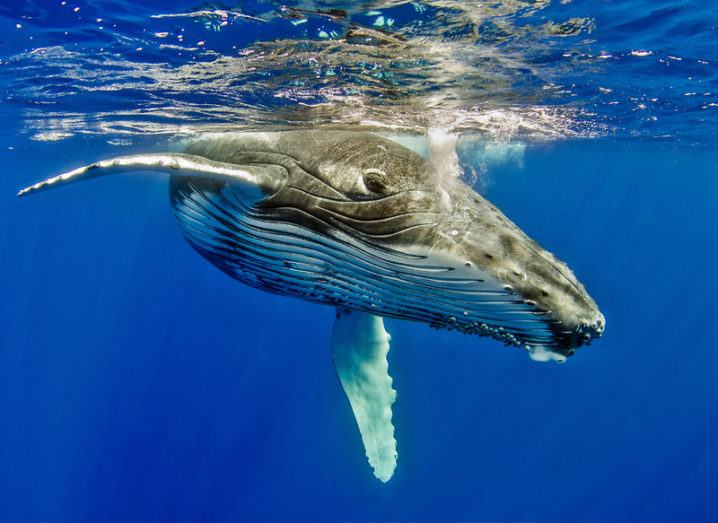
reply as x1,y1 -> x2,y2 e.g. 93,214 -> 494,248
173,131 -> 604,358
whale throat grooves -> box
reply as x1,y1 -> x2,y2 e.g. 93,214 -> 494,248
331,309 -> 397,482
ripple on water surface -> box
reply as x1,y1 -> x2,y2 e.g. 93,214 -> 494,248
0,0 -> 716,145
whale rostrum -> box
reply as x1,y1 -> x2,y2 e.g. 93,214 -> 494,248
18,130 -> 605,482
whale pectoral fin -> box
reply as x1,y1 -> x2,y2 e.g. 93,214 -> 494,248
17,153 -> 288,198
330,308 -> 397,482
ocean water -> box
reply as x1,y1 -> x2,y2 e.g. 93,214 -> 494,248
1,1 -> 717,522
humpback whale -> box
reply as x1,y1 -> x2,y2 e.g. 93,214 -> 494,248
18,131 -> 604,482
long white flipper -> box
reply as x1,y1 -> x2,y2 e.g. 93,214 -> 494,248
331,309 -> 397,482
17,153 -> 288,197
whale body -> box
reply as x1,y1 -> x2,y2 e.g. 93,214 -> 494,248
19,131 -> 604,481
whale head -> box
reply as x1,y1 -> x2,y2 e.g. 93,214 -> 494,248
172,131 -> 604,361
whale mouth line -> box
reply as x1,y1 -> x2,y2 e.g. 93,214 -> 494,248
279,185 -> 444,219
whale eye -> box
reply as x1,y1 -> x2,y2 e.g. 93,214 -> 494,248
362,169 -> 387,195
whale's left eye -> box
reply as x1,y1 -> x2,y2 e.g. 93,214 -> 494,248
362,169 -> 387,195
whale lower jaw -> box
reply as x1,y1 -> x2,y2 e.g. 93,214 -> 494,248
171,180 -> 572,359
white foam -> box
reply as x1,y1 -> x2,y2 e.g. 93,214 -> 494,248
528,345 -> 567,363
427,128 -> 461,181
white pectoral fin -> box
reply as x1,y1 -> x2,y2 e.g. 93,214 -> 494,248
17,153 -> 288,197
331,309 -> 397,482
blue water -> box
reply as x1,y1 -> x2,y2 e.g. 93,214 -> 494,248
1,1 -> 718,522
